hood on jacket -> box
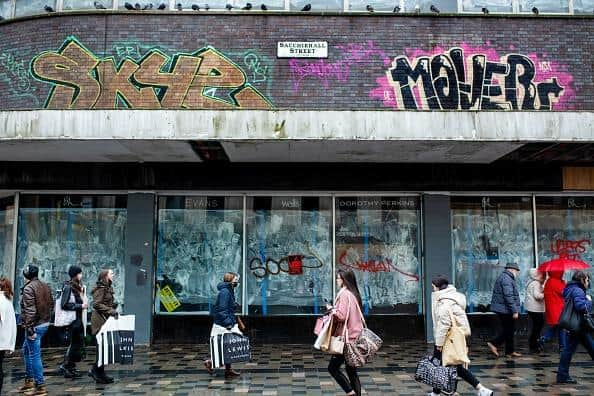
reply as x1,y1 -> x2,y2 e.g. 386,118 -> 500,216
563,281 -> 586,298
217,281 -> 234,291
433,284 -> 467,308
548,271 -> 564,279
529,268 -> 544,281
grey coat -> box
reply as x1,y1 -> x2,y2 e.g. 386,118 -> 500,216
490,270 -> 521,314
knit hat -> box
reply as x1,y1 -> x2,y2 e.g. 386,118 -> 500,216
68,265 -> 83,279
23,265 -> 39,280
505,262 -> 520,271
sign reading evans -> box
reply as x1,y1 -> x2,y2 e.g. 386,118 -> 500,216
277,42 -> 328,58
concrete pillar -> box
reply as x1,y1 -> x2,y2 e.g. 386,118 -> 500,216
124,193 -> 155,344
422,194 -> 453,343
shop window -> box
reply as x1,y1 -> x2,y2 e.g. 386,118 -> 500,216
0,0 -> 12,18
0,196 -> 15,280
451,196 -> 534,312
290,0 -> 343,11
246,196 -> 332,315
15,0 -> 56,16
574,0 -> 594,13
155,196 -> 243,314
403,0 -> 457,12
15,195 -> 127,312
461,0 -> 512,12
519,0 -> 569,12
335,196 -> 422,315
349,0 -> 399,11
63,0 -> 112,10
536,197 -> 594,272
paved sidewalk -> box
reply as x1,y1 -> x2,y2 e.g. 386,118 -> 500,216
3,340 -> 594,395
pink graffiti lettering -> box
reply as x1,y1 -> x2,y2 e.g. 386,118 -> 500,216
551,239 -> 591,260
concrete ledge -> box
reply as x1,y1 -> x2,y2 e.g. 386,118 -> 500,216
0,110 -> 593,142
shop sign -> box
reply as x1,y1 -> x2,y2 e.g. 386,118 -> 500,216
159,285 -> 181,312
277,41 -> 328,58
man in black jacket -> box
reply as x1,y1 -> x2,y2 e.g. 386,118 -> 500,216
487,262 -> 522,358
19,265 -> 54,396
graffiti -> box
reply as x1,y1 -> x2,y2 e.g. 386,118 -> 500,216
551,239 -> 591,260
30,36 -> 273,109
249,253 -> 323,278
338,250 -> 419,280
0,51 -> 39,104
289,40 -> 390,92
243,52 -> 269,84
371,43 -> 575,110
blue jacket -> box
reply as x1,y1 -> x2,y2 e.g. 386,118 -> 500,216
563,281 -> 592,314
491,270 -> 521,314
213,282 -> 237,328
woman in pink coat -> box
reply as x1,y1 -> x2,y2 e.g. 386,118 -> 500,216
326,269 -> 365,396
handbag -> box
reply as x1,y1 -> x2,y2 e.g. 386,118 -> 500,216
321,293 -> 352,355
54,288 -> 76,327
344,295 -> 383,367
559,296 -> 582,333
314,314 -> 331,336
314,315 -> 333,350
441,309 -> 470,367
414,355 -> 458,394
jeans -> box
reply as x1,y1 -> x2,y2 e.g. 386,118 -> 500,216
64,318 -> 84,368
528,312 -> 545,350
490,313 -> 516,354
328,354 -> 360,396
557,330 -> 594,382
540,325 -> 567,350
432,347 -> 479,394
23,323 -> 49,385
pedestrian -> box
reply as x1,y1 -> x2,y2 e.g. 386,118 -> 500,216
203,272 -> 242,379
0,277 -> 17,395
58,265 -> 88,378
89,268 -> 118,384
487,262 -> 522,358
326,269 -> 364,396
556,271 -> 594,384
19,264 -> 53,396
540,271 -> 567,350
525,268 -> 545,353
428,275 -> 493,396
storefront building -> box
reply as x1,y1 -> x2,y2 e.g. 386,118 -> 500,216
0,3 -> 593,344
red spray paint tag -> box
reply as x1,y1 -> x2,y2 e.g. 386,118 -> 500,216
288,255 -> 303,275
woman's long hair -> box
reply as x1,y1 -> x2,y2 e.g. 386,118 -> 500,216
0,277 -> 13,300
338,269 -> 363,310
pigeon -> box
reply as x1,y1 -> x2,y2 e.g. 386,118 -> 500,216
392,5 -> 400,12
225,3 -> 233,9
94,1 -> 107,9
366,4 -> 374,11
142,3 -> 153,9
481,6 -> 488,14
44,4 -> 55,12
260,3 -> 267,9
430,4 -> 439,13
124,1 -> 135,9
157,2 -> 166,8
0,15 -> 4,20
242,2 -> 252,9
191,3 -> 200,9
300,3 -> 310,11
532,6 -> 539,14
134,2 -> 141,9
176,2 -> 182,10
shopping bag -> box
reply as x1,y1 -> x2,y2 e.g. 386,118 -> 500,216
54,289 -> 76,327
96,315 -> 135,367
441,309 -> 470,367
210,333 -> 251,368
414,355 -> 457,394
314,315 -> 332,350
314,314 -> 331,336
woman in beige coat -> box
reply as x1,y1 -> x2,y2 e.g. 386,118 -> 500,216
429,276 -> 493,396
525,269 -> 545,353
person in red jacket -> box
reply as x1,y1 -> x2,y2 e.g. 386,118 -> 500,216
539,271 -> 567,350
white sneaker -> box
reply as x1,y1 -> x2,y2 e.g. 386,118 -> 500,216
427,393 -> 440,396
478,387 -> 494,396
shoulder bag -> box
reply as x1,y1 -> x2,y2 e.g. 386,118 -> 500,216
558,295 -> 582,333
441,308 -> 470,367
344,296 -> 383,367
321,293 -> 352,355
54,288 -> 76,327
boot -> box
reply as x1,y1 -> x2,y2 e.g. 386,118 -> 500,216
224,367 -> 240,379
24,384 -> 47,396
88,366 -> 109,384
97,365 -> 114,383
203,359 -> 214,375
17,379 -> 34,393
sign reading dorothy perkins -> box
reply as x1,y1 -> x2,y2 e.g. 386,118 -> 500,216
277,42 -> 328,58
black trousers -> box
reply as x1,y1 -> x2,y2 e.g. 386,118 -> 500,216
528,311 -> 545,351
490,313 -> 516,354
328,354 -> 360,396
432,347 -> 479,394
64,318 -> 84,368
0,350 -> 4,394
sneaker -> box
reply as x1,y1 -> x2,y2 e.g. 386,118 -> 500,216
59,364 -> 75,378
427,393 -> 440,396
17,379 -> 35,393
224,368 -> 241,379
478,386 -> 494,395
23,384 -> 47,396
556,377 -> 578,384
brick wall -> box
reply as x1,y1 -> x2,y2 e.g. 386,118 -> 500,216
0,13 -> 592,111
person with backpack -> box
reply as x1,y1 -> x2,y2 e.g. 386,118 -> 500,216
556,271 -> 594,384
19,264 -> 54,396
428,275 -> 493,396
58,265 -> 88,378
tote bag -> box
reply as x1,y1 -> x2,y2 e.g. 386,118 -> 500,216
441,309 -> 470,367
54,289 -> 76,327
558,296 -> 581,333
